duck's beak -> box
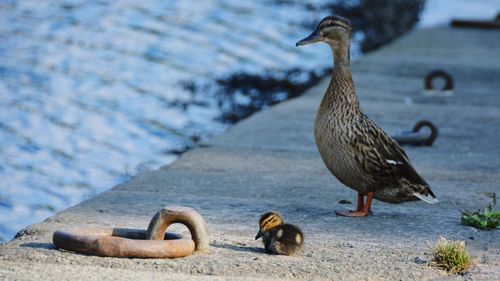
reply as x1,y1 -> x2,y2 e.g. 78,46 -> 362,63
296,31 -> 321,46
255,229 -> 263,240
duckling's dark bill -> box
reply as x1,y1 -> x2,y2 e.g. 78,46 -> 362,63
255,229 -> 263,240
296,32 -> 321,46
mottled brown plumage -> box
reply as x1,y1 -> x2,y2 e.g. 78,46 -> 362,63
255,212 -> 303,256
296,16 -> 438,217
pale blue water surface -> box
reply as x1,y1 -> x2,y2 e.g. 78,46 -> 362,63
0,0 -> 344,241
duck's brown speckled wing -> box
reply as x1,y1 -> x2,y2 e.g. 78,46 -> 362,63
352,116 -> 437,201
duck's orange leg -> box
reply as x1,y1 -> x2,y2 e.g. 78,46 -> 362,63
336,192 -> 374,217
356,193 -> 364,211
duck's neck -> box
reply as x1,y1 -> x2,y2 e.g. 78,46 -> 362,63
332,39 -> 350,68
322,39 -> 360,112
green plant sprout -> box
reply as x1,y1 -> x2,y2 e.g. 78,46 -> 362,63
461,193 -> 500,230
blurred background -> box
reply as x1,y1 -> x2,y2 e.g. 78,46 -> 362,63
0,0 -> 498,242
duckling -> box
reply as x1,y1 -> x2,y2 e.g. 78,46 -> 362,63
255,212 -> 303,256
296,15 -> 438,217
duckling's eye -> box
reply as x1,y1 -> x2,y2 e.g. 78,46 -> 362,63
262,216 -> 273,226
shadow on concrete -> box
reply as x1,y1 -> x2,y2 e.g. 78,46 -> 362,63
211,242 -> 264,254
20,242 -> 55,250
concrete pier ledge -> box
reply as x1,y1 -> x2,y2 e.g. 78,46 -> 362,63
1,27 -> 499,280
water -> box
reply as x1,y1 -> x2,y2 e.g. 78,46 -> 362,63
419,0 -> 500,27
0,0 -> 346,241
1,0 -> 499,242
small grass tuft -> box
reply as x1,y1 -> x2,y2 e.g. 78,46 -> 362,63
430,237 -> 471,274
461,193 -> 500,230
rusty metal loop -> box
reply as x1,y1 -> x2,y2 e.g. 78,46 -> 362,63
424,70 -> 454,91
52,205 -> 209,258
412,120 -> 438,146
146,205 -> 210,252
53,228 -> 194,258
391,120 -> 438,146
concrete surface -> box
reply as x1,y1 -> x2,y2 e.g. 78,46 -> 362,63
1,27 -> 499,280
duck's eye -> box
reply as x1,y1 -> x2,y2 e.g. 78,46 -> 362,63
320,22 -> 338,32
323,21 -> 337,28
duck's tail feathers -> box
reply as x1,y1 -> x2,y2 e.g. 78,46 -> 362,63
413,192 -> 439,204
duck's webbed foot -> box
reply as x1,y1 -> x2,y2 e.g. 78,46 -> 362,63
335,192 -> 374,218
335,210 -> 370,217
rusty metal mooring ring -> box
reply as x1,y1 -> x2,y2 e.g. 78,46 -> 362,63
146,205 -> 209,252
412,120 -> 438,146
391,120 -> 438,146
424,70 -> 454,92
52,205 -> 208,258
52,228 -> 195,258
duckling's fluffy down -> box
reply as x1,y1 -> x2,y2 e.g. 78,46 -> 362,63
263,224 -> 303,256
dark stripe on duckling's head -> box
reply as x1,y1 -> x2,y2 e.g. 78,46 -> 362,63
258,211 -> 284,230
